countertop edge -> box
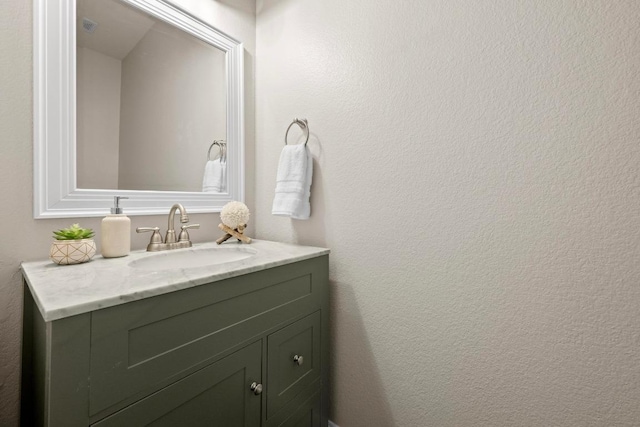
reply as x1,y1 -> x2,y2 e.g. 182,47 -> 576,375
23,243 -> 330,322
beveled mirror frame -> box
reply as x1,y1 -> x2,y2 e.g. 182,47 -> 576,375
34,0 -> 244,218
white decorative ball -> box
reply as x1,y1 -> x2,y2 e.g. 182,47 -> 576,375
220,201 -> 250,229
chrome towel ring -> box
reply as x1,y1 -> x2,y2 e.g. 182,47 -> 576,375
284,118 -> 309,146
207,140 -> 226,161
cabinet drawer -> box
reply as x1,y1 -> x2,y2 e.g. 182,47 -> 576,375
89,259 -> 323,416
92,341 -> 262,427
267,311 -> 321,418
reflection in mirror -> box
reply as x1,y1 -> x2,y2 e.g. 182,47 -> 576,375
76,0 -> 227,192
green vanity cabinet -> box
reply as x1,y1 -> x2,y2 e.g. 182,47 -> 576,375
22,255 -> 329,427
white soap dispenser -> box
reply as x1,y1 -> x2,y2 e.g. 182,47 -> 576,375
101,196 -> 131,258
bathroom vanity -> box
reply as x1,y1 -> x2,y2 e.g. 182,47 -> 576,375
21,240 -> 329,426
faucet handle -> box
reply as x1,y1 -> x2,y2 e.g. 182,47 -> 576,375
137,226 -> 160,235
178,224 -> 200,243
137,227 -> 163,251
181,224 -> 200,230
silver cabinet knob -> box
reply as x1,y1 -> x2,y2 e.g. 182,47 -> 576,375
293,355 -> 304,366
250,382 -> 263,395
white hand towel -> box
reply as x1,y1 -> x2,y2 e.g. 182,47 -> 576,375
272,144 -> 313,219
202,159 -> 224,192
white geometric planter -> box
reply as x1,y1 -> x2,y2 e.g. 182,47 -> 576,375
49,239 -> 97,265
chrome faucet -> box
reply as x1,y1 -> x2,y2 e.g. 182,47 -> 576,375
137,204 -> 200,252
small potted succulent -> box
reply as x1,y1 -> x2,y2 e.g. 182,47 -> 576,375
50,223 -> 97,265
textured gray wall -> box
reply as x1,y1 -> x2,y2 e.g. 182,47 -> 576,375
255,0 -> 640,425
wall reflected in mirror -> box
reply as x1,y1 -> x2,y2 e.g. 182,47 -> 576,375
76,0 -> 227,193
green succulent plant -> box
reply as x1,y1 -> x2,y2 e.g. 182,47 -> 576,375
53,223 -> 95,241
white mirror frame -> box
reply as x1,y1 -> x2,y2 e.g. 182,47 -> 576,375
34,0 -> 244,218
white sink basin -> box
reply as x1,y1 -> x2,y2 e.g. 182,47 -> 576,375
129,246 -> 257,271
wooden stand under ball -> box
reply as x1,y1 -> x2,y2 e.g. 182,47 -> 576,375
216,223 -> 252,244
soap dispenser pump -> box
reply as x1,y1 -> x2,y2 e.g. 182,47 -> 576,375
101,196 -> 131,258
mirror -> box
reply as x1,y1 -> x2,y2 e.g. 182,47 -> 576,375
34,0 -> 244,218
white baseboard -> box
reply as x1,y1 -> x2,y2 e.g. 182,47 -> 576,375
328,421 -> 339,427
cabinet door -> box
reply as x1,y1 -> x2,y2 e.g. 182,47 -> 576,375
266,392 -> 321,427
281,394 -> 321,427
93,341 -> 263,427
267,311 -> 321,418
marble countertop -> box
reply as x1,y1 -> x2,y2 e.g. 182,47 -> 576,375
21,240 -> 329,322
